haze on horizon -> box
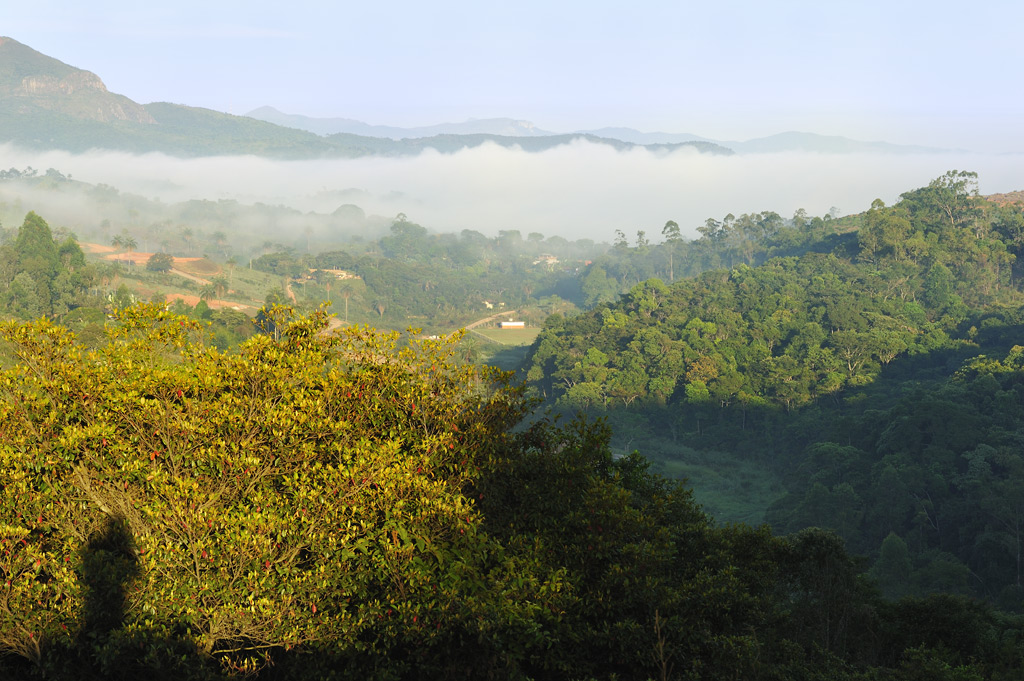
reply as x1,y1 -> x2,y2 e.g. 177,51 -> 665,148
2,142 -> 1020,244
3,0 -> 1022,154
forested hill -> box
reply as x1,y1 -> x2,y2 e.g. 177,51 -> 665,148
527,171 -> 1023,413
522,171 -> 1024,606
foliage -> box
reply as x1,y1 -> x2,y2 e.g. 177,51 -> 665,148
0,304 -> 541,675
145,252 -> 174,273
2,170 -> 1024,678
768,340 -> 1024,606
0,212 -> 99,321
521,172 -> 1024,605
526,252 -> 947,417
0,305 -> 805,680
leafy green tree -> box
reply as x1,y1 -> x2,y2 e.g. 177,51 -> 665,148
145,252 -> 174,273
0,306 -> 552,676
6,272 -> 45,319
580,264 -> 618,307
1,304 -> 887,680
0,213 -> 97,320
211,277 -> 229,298
871,533 -> 914,599
662,220 -> 682,281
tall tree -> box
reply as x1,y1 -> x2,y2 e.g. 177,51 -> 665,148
662,220 -> 682,281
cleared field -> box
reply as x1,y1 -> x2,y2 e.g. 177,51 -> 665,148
471,327 -> 542,345
649,452 -> 786,526
173,257 -> 222,277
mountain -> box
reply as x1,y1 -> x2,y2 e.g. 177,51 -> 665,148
0,36 -> 327,155
0,37 -> 731,158
254,115 -> 948,155
577,126 -> 952,154
323,132 -> 732,156
0,38 -> 954,158
575,127 -> 715,145
724,131 -> 952,154
247,106 -> 556,138
0,36 -> 154,125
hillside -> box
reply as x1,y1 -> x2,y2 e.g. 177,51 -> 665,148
2,303 -> 1024,681
0,36 -> 154,125
0,183 -> 1023,678
0,37 -> 732,158
521,170 -> 1024,605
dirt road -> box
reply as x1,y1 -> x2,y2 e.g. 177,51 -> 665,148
462,310 -> 518,331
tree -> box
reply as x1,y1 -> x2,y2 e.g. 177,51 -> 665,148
662,220 -> 682,281
337,280 -> 356,323
0,305 -> 872,680
497,229 -> 522,250
211,277 -> 229,299
211,230 -> 228,257
6,272 -> 44,319
871,533 -> 914,600
581,264 -> 619,307
635,230 -> 649,252
0,306 -> 546,676
613,229 -> 629,251
180,226 -> 194,253
10,213 -> 60,313
0,213 -> 97,321
381,220 -> 428,260
905,170 -> 981,233
146,252 -> 174,273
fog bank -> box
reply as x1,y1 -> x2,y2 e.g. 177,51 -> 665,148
2,142 -> 1020,242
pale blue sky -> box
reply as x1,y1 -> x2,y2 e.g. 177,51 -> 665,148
3,1 -> 1022,151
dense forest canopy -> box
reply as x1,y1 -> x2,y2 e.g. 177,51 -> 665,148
520,170 -> 1024,607
2,306 -> 1023,680
1,171 -> 1024,678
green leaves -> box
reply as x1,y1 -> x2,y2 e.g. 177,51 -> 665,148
0,304 -> 533,673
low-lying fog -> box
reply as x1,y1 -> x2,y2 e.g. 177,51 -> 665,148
2,141 -> 1021,241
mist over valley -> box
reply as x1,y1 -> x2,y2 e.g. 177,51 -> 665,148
3,141 -> 1020,245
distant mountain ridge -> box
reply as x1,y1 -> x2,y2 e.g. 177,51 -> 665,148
724,131 -> 952,154
252,107 -> 954,155
0,37 -> 948,158
247,107 -> 556,139
0,37 -> 730,158
574,127 -> 716,145
575,128 -> 952,154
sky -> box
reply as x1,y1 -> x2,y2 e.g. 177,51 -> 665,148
4,0 -> 1023,152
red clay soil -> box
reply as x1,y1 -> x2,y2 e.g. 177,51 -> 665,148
81,243 -> 206,267
164,293 -> 256,312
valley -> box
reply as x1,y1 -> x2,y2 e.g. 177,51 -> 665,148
1,25 -> 1023,681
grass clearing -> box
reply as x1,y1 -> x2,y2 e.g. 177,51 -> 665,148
471,327 -> 542,346
613,438 -> 787,526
